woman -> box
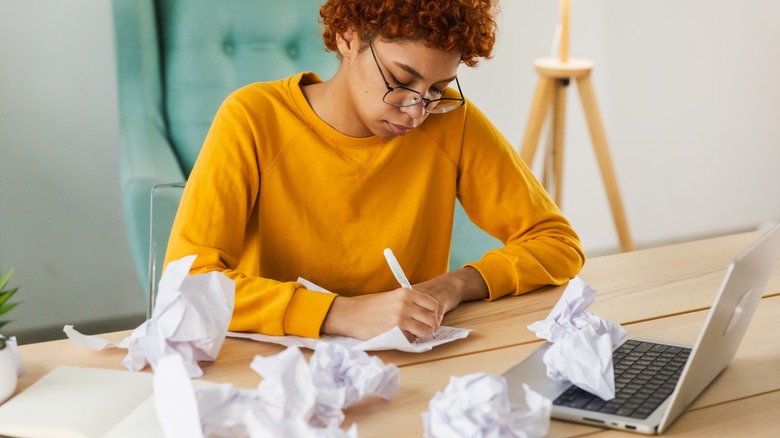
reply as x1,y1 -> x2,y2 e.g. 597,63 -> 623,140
165,0 -> 585,342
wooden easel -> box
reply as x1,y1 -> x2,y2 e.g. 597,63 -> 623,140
519,0 -> 634,252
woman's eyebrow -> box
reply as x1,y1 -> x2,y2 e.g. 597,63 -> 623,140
394,61 -> 457,84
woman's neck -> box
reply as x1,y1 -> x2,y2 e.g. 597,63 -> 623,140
300,72 -> 374,138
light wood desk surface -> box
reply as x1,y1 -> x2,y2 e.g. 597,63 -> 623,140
15,231 -> 780,436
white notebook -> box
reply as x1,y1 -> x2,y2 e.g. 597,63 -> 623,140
0,366 -> 164,438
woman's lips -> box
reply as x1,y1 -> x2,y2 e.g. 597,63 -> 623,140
387,121 -> 412,136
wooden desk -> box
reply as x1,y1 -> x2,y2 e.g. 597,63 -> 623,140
15,231 -> 780,436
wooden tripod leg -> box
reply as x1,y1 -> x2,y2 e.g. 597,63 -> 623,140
551,79 -> 568,205
520,77 -> 555,167
541,122 -> 553,189
576,74 -> 635,252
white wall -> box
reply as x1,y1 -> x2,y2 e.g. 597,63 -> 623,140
460,0 -> 780,252
0,0 -> 145,334
1,0 -> 779,334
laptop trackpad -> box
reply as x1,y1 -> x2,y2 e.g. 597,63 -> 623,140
503,342 -> 570,408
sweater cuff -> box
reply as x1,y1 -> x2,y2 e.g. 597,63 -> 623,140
283,288 -> 337,338
464,254 -> 517,301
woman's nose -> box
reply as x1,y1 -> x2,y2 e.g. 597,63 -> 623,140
400,103 -> 426,120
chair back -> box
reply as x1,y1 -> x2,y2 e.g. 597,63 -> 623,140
156,0 -> 338,175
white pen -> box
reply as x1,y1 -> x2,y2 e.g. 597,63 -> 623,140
383,248 -> 412,289
383,248 -> 436,339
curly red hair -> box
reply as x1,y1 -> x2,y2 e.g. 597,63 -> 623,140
320,0 -> 498,67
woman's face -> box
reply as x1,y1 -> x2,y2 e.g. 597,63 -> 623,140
343,37 -> 462,139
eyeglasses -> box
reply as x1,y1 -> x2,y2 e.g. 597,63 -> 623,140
368,40 -> 465,114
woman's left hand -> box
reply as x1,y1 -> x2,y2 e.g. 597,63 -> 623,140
412,266 -> 489,322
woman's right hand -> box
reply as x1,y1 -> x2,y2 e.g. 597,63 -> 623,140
322,288 -> 441,341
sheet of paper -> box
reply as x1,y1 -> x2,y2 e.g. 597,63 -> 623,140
228,325 -> 471,353
422,373 -> 551,438
154,355 -> 203,438
103,397 -> 166,438
527,276 -> 626,400
64,255 -> 235,378
296,277 -> 330,293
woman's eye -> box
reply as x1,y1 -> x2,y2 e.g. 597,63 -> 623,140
390,75 -> 409,87
430,87 -> 445,97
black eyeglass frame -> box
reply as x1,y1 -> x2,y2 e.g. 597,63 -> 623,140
368,40 -> 465,114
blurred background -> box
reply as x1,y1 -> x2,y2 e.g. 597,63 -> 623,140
1,0 -> 779,342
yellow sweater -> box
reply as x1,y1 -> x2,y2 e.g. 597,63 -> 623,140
165,72 -> 584,338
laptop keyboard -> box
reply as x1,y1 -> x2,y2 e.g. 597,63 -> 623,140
553,339 -> 692,419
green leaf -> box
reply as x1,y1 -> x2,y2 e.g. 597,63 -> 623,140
0,269 -> 20,324
0,302 -> 19,316
0,287 -> 18,307
0,268 -> 13,291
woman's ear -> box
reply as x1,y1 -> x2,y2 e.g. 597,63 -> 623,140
335,29 -> 360,60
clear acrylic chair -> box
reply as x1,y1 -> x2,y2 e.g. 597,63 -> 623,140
147,182 -> 185,317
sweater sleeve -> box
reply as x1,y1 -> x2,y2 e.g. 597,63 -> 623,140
456,102 -> 586,299
163,90 -> 335,338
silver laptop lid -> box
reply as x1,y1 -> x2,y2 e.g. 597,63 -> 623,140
658,224 -> 780,432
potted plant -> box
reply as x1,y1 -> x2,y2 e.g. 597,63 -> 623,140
0,268 -> 20,403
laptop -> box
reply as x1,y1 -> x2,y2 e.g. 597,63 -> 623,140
503,223 -> 780,434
